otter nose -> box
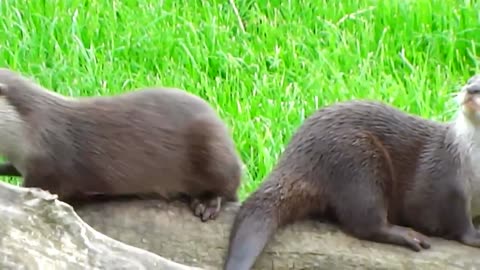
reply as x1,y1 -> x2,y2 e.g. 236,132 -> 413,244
467,85 -> 480,95
466,75 -> 480,94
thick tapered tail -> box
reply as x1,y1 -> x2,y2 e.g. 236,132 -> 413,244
223,170 -> 321,270
223,196 -> 279,270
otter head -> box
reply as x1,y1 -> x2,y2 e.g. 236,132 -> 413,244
457,75 -> 480,126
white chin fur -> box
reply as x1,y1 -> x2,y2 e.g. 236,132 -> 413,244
455,91 -> 465,106
453,108 -> 480,218
455,90 -> 480,122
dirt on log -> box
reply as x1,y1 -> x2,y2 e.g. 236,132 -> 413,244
0,181 -> 200,270
74,197 -> 480,270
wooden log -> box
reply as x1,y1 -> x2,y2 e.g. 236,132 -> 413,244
74,197 -> 480,270
0,181 -> 200,270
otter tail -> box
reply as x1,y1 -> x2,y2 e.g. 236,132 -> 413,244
223,195 -> 277,270
224,176 -> 319,270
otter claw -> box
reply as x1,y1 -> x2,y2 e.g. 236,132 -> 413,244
190,197 -> 222,222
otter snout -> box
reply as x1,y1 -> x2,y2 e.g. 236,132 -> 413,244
466,79 -> 480,96
467,87 -> 480,95
458,75 -> 480,123
459,75 -> 480,102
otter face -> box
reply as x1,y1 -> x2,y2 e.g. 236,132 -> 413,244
455,76 -> 480,218
457,75 -> 480,124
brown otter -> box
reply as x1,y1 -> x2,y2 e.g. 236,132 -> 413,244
224,76 -> 480,269
0,68 -> 242,222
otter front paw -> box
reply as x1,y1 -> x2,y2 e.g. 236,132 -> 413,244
190,196 -> 222,222
401,229 -> 431,251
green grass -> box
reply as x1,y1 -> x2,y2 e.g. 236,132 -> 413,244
0,0 -> 480,200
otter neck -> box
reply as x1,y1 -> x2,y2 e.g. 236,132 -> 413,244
452,112 -> 480,218
0,97 -> 30,175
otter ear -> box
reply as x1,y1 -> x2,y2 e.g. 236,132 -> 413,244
0,83 -> 7,96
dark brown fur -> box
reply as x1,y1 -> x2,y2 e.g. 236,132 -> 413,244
224,78 -> 480,269
0,68 -> 242,222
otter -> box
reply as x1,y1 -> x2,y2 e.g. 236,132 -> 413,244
224,76 -> 480,269
0,68 -> 242,222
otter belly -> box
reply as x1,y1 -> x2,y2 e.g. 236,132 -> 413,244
470,152 -> 480,218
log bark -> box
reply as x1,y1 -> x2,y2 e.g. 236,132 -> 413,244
0,181 -> 200,270
2,177 -> 480,270
74,197 -> 480,270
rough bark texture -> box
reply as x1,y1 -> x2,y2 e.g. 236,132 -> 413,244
0,181 -> 200,270
75,198 -> 480,270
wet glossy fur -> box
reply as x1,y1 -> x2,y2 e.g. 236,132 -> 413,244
0,68 -> 242,221
224,77 -> 480,270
